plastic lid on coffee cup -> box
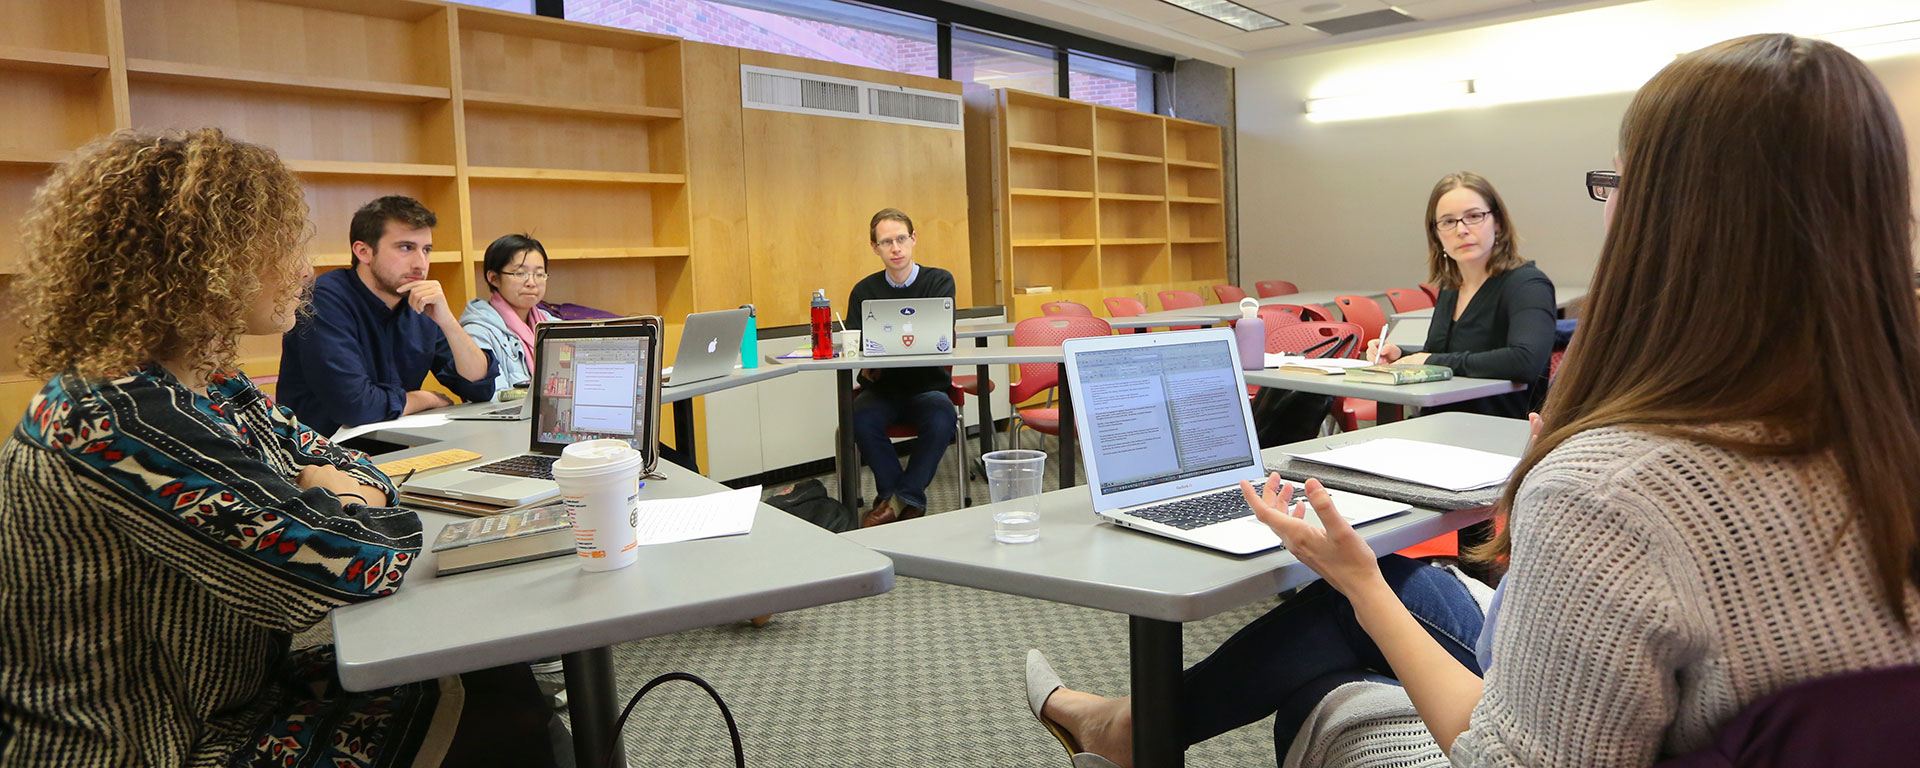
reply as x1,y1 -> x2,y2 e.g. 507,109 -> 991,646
551,438 -> 642,477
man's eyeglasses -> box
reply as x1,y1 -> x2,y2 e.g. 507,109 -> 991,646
874,234 -> 914,249
1586,170 -> 1619,202
499,270 -> 549,282
1434,209 -> 1494,232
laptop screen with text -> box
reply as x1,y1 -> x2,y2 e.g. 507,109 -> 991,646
1076,338 -> 1258,495
534,335 -> 648,449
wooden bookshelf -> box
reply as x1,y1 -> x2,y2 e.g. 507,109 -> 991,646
0,0 -> 703,433
966,87 -> 1227,322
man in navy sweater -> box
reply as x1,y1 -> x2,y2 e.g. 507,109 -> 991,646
847,208 -> 957,527
277,196 -> 496,436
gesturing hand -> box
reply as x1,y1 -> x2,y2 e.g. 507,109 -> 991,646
1241,474 -> 1385,597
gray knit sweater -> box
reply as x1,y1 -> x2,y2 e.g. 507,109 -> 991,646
1286,424 -> 1920,767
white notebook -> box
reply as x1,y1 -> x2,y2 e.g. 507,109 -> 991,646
1284,438 -> 1519,493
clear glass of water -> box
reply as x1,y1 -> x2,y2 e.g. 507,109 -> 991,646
983,450 -> 1046,544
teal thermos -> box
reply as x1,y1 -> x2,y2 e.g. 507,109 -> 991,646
740,304 -> 758,369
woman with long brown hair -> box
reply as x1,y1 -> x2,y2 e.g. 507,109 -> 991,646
1025,33 -> 1919,767
1368,172 -> 1556,419
0,129 -> 555,767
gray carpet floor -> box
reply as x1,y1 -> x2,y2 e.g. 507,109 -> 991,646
563,430 -> 1284,766
305,430 -> 1292,766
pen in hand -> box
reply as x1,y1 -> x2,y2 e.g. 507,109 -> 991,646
1373,324 -> 1390,365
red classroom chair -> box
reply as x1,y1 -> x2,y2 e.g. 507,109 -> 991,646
1103,296 -> 1148,334
1386,288 -> 1433,313
1213,285 -> 1248,304
1157,290 -> 1206,331
1041,300 -> 1094,317
1255,280 -> 1299,298
1008,316 -> 1112,448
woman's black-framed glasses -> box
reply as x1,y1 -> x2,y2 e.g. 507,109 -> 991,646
1586,170 -> 1619,202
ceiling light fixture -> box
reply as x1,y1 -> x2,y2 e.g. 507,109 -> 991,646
1816,19 -> 1920,59
1157,0 -> 1287,32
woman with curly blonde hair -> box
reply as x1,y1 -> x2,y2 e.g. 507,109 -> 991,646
0,129 -> 555,768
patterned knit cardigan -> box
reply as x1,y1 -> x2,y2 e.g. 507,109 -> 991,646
0,368 -> 443,768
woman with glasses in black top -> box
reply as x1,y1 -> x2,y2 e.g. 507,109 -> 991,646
1369,172 -> 1557,420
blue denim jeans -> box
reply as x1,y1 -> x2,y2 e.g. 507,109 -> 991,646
1178,555 -> 1485,757
850,388 -> 956,511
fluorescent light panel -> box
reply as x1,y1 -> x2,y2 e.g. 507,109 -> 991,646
1158,0 -> 1287,32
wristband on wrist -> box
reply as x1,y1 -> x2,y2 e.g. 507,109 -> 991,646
337,492 -> 369,505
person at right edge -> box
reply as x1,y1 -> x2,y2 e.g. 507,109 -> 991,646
847,207 -> 957,527
1024,34 -> 1920,768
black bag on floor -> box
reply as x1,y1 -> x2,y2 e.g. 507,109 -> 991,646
1252,333 -> 1360,448
765,478 -> 856,532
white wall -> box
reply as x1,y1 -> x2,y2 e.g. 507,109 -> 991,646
1235,0 -> 1920,294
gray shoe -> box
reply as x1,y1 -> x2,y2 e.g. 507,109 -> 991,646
1026,650 -> 1124,768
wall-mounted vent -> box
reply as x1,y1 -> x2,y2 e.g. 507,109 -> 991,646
742,64 -> 963,131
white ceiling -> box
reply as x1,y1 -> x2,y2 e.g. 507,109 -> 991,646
941,0 -> 1642,66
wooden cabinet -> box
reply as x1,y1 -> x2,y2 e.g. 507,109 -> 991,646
0,0 -> 696,421
967,87 -> 1228,323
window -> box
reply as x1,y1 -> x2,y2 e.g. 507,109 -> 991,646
559,0 -> 1168,109
952,27 -> 1056,96
563,0 -> 937,77
446,0 -> 535,12
1070,53 -> 1151,111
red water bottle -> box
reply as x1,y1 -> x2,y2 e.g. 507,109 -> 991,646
810,289 -> 834,359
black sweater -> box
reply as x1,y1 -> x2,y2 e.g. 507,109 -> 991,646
847,266 -> 956,396
1422,261 -> 1556,419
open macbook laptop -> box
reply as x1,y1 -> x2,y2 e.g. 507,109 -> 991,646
664,308 -> 749,388
860,297 -> 954,356
1062,329 -> 1409,555
404,321 -> 662,507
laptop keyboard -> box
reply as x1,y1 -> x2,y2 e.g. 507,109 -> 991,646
470,454 -> 559,480
1130,482 -> 1308,531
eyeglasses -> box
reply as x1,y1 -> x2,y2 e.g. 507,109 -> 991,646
499,270 -> 549,282
874,234 -> 914,249
1586,170 -> 1619,202
1434,209 -> 1494,232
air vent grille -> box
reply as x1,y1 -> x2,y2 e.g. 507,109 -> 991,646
742,64 -> 962,130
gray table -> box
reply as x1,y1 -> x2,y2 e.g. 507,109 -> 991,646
768,345 -> 1074,505
842,412 -> 1526,768
331,418 -> 895,768
663,364 -> 802,473
1134,288 -> 1385,324
1243,369 -> 1524,424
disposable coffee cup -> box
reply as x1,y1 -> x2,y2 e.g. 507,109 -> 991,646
836,329 -> 862,358
550,438 -> 642,572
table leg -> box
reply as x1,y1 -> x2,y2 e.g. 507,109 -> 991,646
672,399 -> 698,474
1377,403 -> 1405,425
1058,364 -> 1075,488
974,336 -> 995,458
837,369 -> 857,507
563,646 -> 626,768
1130,616 -> 1185,768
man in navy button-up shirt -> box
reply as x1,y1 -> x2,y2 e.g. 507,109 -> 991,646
277,196 -> 496,436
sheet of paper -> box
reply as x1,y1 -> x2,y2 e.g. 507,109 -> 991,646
1285,438 -> 1520,492
635,485 -> 760,546
332,413 -> 452,443
1263,353 -> 1370,370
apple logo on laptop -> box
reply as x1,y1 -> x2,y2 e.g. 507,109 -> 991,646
706,338 -> 718,354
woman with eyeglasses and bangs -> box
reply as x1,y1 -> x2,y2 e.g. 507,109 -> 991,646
1368,172 -> 1558,420
459,233 -> 561,396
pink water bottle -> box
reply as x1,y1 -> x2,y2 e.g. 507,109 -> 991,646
1234,298 -> 1265,370
810,289 -> 834,360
